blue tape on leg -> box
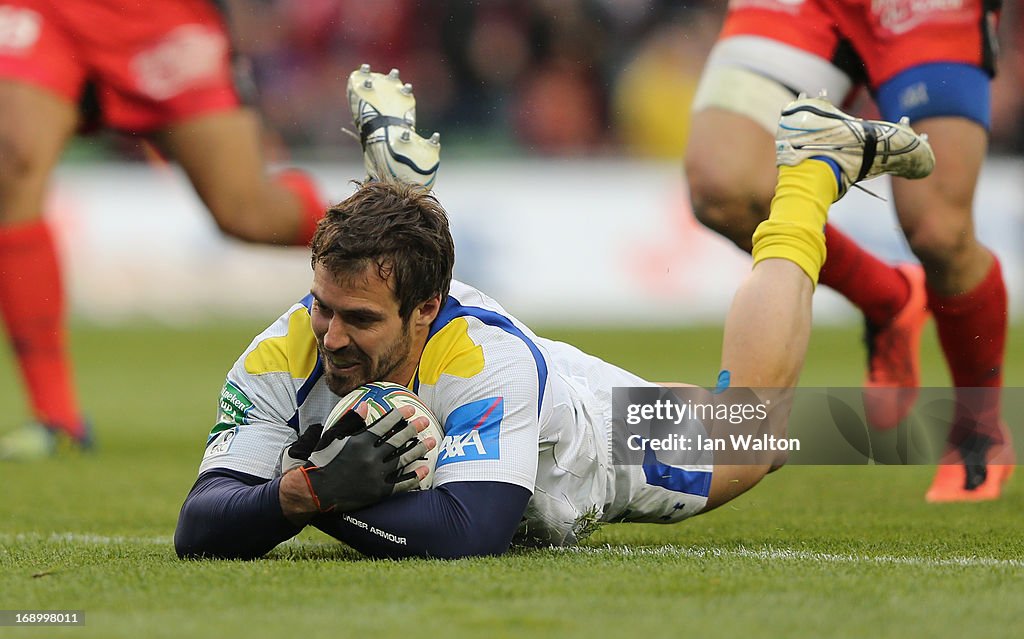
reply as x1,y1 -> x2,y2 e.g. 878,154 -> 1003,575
714,370 -> 731,394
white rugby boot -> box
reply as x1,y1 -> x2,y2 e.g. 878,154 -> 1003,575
346,64 -> 441,189
775,97 -> 935,200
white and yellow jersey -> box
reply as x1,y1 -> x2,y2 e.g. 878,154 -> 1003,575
198,280 -> 711,545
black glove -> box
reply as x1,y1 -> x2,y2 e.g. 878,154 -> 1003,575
296,409 -> 427,513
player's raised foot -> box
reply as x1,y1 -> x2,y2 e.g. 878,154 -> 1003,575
346,64 -> 440,188
862,264 -> 929,430
775,97 -> 935,200
925,422 -> 1015,503
0,420 -> 93,461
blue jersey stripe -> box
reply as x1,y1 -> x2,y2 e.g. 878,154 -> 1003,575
425,295 -> 548,416
293,293 -> 323,415
295,351 -> 324,408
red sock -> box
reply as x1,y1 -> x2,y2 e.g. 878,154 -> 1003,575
928,256 -> 1007,446
275,169 -> 326,246
0,220 -> 83,437
819,224 -> 911,326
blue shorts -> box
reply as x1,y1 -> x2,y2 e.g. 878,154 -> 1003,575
876,63 -> 991,130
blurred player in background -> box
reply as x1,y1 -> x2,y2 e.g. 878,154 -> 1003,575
0,0 -> 330,459
685,0 -> 1012,502
174,66 -> 933,560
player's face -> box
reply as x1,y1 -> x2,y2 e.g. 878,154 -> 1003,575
309,264 -> 416,397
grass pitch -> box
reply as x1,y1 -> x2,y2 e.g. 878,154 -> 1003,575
1,321 -> 1022,639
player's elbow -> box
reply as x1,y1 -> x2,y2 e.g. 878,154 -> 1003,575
174,515 -> 234,560
174,522 -> 266,561
174,502 -> 266,561
174,514 -> 211,559
173,521 -> 214,559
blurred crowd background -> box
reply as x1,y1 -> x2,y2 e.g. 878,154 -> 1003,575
89,0 -> 1024,160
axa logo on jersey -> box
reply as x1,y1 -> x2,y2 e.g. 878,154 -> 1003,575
437,396 -> 504,467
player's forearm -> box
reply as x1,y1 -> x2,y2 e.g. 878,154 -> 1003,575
175,470 -> 303,560
313,481 -> 531,559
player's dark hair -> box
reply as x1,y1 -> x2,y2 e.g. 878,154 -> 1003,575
311,181 -> 455,320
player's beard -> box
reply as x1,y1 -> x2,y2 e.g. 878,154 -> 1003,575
319,322 -> 413,397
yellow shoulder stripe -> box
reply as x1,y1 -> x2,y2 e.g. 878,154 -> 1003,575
244,307 -> 319,378
418,317 -> 484,385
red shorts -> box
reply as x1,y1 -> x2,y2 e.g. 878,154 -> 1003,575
720,0 -> 999,87
0,0 -> 240,131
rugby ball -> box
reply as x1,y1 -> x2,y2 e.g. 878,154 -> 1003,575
325,381 -> 443,489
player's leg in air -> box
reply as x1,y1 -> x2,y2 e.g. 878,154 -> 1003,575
128,0 -> 326,247
702,97 -> 934,508
685,5 -> 932,444
156,110 -> 326,245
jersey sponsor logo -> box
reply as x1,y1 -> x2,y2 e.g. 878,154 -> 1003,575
0,6 -> 41,50
873,0 -> 971,35
132,24 -> 228,100
204,426 -> 237,458
436,396 -> 504,467
219,381 -> 254,425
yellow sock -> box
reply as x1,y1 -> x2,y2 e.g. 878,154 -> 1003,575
751,161 -> 838,285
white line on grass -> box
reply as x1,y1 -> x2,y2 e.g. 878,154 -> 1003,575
0,533 -> 324,547
4,533 -> 1022,568
1,532 -> 173,546
553,544 -> 1024,569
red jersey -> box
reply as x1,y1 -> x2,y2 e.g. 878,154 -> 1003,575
0,0 -> 241,131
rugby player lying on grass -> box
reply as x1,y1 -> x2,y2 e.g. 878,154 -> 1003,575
174,67 -> 934,559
